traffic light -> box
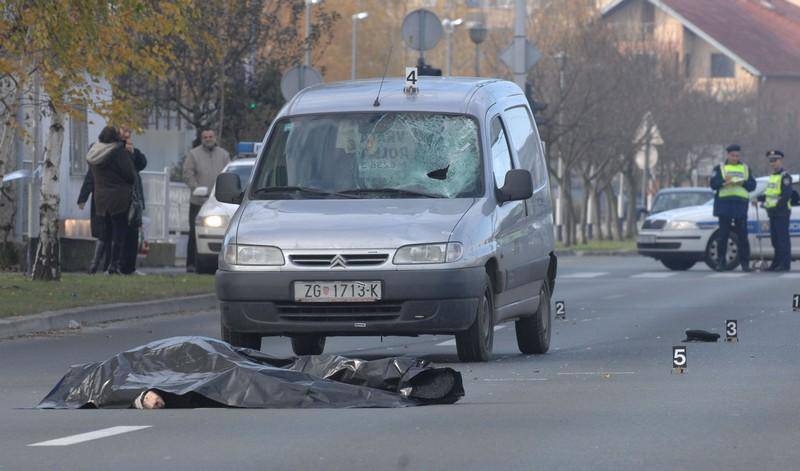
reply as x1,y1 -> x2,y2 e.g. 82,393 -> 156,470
417,57 -> 442,77
248,102 -> 257,110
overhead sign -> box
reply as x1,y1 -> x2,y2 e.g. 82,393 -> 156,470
499,39 -> 542,72
401,9 -> 443,52
280,65 -> 323,102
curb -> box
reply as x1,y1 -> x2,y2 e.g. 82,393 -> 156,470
0,293 -> 217,340
555,249 -> 638,257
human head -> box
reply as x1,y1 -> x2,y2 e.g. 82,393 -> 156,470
134,389 -> 165,409
766,149 -> 784,171
201,129 -> 216,150
119,126 -> 132,141
98,126 -> 120,144
726,144 -> 741,164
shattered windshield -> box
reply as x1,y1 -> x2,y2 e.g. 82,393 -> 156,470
250,112 -> 482,199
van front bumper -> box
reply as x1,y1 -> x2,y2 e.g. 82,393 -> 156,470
215,267 -> 486,336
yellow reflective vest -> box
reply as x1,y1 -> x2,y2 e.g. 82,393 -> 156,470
719,163 -> 750,200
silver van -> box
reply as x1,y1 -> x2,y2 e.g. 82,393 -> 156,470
214,77 -> 557,362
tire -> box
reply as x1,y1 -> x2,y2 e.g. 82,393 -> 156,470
704,231 -> 739,271
220,319 -> 262,350
195,253 -> 218,275
515,281 -> 552,354
456,274 -> 495,362
660,258 -> 696,271
291,335 -> 326,356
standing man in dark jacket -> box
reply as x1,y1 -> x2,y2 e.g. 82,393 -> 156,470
87,127 -> 136,274
757,150 -> 792,271
119,127 -> 147,275
709,144 -> 757,271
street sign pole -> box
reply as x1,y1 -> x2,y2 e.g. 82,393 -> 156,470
513,0 -> 526,89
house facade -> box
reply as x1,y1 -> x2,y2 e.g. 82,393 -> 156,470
602,0 -> 800,135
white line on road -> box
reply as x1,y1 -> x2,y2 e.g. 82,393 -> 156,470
482,378 -> 548,382
28,426 -> 151,447
707,273 -> 747,278
436,325 -> 506,346
557,371 -> 636,376
630,272 -> 677,279
560,272 -> 608,279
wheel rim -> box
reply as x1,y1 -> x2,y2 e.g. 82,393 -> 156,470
710,237 -> 738,266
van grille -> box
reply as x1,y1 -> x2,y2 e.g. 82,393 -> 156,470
289,254 -> 389,267
276,302 -> 401,322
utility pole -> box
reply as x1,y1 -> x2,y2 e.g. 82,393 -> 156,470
27,73 -> 41,275
512,0 -> 527,90
351,12 -> 368,80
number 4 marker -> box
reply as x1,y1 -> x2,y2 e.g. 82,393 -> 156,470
404,67 -> 418,94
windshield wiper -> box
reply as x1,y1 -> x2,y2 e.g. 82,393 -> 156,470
338,188 -> 443,198
251,186 -> 358,199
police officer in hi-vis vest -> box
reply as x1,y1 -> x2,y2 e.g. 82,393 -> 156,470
756,150 -> 792,271
709,144 -> 757,271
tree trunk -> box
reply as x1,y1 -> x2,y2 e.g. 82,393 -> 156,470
32,109 -> 64,281
624,166 -> 637,239
0,78 -> 23,265
604,187 -> 621,241
562,172 -> 575,246
579,177 -> 590,245
593,185 -> 604,240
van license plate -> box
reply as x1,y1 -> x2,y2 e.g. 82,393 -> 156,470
294,281 -> 382,303
639,234 -> 656,244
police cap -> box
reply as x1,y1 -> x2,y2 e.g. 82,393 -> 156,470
726,144 -> 741,153
766,149 -> 784,159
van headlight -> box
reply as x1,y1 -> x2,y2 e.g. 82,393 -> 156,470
223,243 -> 284,266
665,220 -> 697,230
393,242 -> 463,264
197,214 -> 229,228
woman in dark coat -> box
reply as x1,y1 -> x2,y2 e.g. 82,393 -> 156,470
86,126 -> 136,274
77,169 -> 112,274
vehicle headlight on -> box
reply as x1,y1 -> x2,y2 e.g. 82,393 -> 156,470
393,242 -> 464,264
197,214 -> 229,228
665,220 -> 697,230
223,244 -> 284,266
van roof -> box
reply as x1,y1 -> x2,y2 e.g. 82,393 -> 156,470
284,77 -> 522,116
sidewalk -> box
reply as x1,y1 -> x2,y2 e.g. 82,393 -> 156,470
0,293 -> 217,340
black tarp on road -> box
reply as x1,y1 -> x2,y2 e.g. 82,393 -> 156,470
37,336 -> 464,409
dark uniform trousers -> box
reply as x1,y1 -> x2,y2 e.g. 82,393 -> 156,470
769,211 -> 791,269
717,216 -> 750,266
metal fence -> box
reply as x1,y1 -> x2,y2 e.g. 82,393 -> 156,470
140,167 -> 189,242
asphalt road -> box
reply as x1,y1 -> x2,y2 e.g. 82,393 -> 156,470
1,256 -> 799,470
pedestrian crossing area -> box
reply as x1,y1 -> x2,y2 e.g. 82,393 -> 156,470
560,271 -> 800,280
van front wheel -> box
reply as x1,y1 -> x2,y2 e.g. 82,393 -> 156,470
291,335 -> 326,356
515,281 -> 551,354
456,275 -> 494,362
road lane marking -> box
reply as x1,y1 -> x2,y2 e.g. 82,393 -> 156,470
481,378 -> 548,382
707,273 -> 747,278
559,272 -> 608,279
436,326 -> 505,347
557,371 -> 636,376
28,426 -> 151,447
630,272 -> 676,278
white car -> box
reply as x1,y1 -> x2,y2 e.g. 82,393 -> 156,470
638,175 -> 800,270
194,158 -> 256,274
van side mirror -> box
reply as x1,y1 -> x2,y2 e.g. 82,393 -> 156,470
215,173 -> 243,205
498,169 -> 533,204
192,186 -> 209,198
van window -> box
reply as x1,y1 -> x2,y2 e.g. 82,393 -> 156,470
504,106 -> 546,188
251,113 -> 482,199
490,117 -> 513,189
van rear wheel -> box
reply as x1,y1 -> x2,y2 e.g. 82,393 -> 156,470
456,275 -> 494,362
291,335 -> 326,356
515,281 -> 551,354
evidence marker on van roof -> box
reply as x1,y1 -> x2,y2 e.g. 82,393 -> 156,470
213,76 -> 557,362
